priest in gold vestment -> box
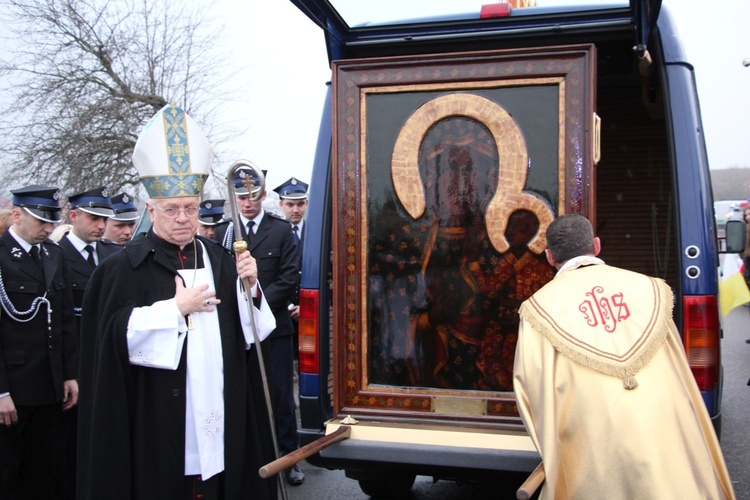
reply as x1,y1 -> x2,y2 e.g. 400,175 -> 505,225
513,214 -> 734,500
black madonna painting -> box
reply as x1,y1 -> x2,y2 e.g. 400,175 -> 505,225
332,46 -> 596,420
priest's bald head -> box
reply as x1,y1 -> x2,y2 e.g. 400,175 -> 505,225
132,104 -> 213,247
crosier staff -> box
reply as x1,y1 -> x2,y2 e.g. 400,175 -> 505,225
516,462 -> 544,500
226,160 -> 288,500
259,415 -> 358,480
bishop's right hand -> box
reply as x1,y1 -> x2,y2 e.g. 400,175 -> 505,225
174,275 -> 220,316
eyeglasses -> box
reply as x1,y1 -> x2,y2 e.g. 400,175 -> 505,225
152,205 -> 200,218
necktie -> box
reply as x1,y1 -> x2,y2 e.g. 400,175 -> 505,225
84,244 -> 96,268
30,245 -> 42,268
245,221 -> 255,244
292,225 -> 300,245
30,246 -> 45,281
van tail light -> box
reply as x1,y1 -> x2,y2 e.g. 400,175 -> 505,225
298,289 -> 320,374
682,295 -> 720,391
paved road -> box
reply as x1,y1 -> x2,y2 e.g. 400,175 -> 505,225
720,305 -> 750,499
285,306 -> 750,499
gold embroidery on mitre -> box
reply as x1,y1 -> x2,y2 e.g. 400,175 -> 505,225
140,104 -> 209,198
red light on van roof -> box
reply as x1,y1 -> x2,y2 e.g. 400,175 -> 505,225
480,3 -> 511,19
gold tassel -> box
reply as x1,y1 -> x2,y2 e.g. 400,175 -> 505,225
623,375 -> 638,390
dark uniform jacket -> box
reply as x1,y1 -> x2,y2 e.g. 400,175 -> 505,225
58,234 -> 122,323
292,223 -> 305,306
215,212 -> 299,339
295,223 -> 306,265
0,230 -> 77,406
76,232 -> 276,500
216,214 -> 300,455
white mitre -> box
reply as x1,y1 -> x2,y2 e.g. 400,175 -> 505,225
133,104 -> 214,199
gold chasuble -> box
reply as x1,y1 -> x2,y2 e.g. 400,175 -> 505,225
514,258 -> 735,500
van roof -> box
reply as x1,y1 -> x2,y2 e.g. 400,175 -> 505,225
292,0 -> 661,57
298,1 -> 631,28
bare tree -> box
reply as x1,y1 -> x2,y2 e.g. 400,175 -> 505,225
0,0 -> 235,197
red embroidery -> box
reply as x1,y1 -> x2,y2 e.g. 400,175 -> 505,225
578,286 -> 630,332
611,292 -> 631,323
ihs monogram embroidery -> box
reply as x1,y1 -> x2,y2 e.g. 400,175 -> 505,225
203,413 -> 222,437
578,286 -> 630,332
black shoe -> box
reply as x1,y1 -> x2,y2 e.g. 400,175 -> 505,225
286,464 -> 305,486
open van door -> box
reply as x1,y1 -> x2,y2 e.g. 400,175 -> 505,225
633,0 -> 662,56
291,0 -> 722,495
291,0 -> 662,60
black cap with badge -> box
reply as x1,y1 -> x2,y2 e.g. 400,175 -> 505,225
69,186 -> 115,218
10,184 -> 63,223
199,199 -> 226,226
110,193 -> 139,222
232,168 -> 267,196
273,177 -> 309,200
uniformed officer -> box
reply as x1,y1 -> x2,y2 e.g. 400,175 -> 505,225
273,178 -> 309,369
59,187 -> 121,322
274,177 -> 308,254
198,199 -> 226,242
0,185 -> 78,499
216,168 -> 303,486
57,186 -> 121,498
103,193 -> 140,244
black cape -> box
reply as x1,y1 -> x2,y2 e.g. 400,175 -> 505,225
77,232 -> 276,499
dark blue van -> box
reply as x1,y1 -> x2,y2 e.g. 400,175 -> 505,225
291,1 -> 730,495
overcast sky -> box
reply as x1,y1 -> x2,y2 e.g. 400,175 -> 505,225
1,1 -> 747,197
213,0 -> 750,195
663,0 -> 750,170
207,0 -> 331,195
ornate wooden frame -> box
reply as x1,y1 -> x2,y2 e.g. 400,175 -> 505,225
331,45 -> 596,426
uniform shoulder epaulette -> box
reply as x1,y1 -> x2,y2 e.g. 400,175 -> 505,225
100,238 -> 123,247
266,212 -> 289,223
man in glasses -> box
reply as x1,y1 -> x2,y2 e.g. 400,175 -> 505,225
77,104 -> 278,500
